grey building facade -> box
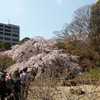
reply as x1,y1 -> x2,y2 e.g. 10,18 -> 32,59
0,23 -> 20,45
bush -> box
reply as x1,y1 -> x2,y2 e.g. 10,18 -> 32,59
0,56 -> 16,71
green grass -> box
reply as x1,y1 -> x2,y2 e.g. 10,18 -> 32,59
73,68 -> 100,83
87,68 -> 100,79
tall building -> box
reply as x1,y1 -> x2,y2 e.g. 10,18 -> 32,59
0,23 -> 20,45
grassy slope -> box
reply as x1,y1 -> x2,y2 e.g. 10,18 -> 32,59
73,68 -> 100,84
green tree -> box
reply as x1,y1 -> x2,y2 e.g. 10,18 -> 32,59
4,42 -> 11,50
19,37 -> 30,44
0,41 -> 11,51
0,56 -> 16,71
0,42 -> 5,51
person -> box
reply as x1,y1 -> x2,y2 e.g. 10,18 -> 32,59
5,72 -> 14,100
21,67 -> 29,98
21,67 -> 33,98
19,70 -> 23,78
5,72 -> 12,87
0,71 -> 14,100
12,71 -> 21,100
0,74 -> 7,100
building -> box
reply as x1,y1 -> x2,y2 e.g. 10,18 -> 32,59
0,23 -> 20,45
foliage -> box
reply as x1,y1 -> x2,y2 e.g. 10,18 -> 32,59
4,42 -> 11,50
87,68 -> 100,79
74,68 -> 100,81
19,37 -> 30,44
0,42 -> 4,50
89,0 -> 100,57
3,37 -> 80,76
0,41 -> 11,51
90,0 -> 100,32
55,42 -> 66,50
0,56 -> 16,71
55,3 -> 100,71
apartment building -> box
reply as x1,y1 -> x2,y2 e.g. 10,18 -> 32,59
0,23 -> 20,45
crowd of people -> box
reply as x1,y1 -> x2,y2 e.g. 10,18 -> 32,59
0,67 -> 33,100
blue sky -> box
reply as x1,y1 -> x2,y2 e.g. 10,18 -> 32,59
0,0 -> 97,40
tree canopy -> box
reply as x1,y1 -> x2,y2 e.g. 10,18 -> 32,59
55,1 -> 100,71
0,56 -> 16,71
0,41 -> 11,51
19,37 -> 30,44
89,0 -> 100,57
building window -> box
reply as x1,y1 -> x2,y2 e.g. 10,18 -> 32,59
0,28 -> 3,31
4,37 -> 11,41
0,37 -> 3,39
12,39 -> 19,42
5,29 -> 11,32
12,27 -> 19,30
5,26 -> 11,29
12,34 -> 18,37
5,33 -> 11,36
0,32 -> 3,35
13,30 -> 19,33
0,25 -> 3,27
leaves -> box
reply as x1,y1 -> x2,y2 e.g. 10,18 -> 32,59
0,56 -> 16,71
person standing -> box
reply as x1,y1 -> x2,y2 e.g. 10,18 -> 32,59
0,74 -> 7,100
12,71 -> 21,100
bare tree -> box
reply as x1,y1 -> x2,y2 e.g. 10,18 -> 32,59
28,66 -> 64,100
55,3 -> 100,59
55,5 -> 92,41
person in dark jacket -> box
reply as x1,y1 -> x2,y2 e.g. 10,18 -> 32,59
12,71 -> 21,100
0,74 -> 7,100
